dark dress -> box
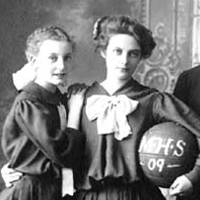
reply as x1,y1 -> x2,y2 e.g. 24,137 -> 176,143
74,79 -> 200,200
0,82 -> 85,200
174,65 -> 200,200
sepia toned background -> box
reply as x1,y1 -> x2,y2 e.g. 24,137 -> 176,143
0,0 -> 200,198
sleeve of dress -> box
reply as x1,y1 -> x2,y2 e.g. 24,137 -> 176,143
152,92 -> 200,188
14,99 -> 85,168
173,71 -> 189,104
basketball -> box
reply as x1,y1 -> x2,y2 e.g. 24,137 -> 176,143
138,122 -> 199,188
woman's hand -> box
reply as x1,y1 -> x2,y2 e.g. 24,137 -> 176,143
169,175 -> 193,197
67,83 -> 88,110
67,83 -> 88,129
1,163 -> 23,187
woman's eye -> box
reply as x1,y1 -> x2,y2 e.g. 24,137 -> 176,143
129,50 -> 141,58
114,49 -> 122,55
49,55 -> 58,62
64,55 -> 72,62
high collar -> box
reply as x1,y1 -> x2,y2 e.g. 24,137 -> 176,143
88,78 -> 157,99
93,78 -> 148,94
21,82 -> 63,105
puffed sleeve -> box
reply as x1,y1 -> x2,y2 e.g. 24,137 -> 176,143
153,92 -> 200,188
14,99 -> 85,168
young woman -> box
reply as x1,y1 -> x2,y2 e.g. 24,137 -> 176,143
3,16 -> 200,200
73,16 -> 200,200
0,26 -> 86,200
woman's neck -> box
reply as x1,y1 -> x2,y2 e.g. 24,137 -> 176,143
100,78 -> 129,95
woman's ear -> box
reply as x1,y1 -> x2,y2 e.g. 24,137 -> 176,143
25,51 -> 36,63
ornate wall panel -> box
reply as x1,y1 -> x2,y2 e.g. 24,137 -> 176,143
134,0 -> 193,93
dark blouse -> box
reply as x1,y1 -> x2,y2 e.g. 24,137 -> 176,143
77,78 -> 200,190
1,82 -> 85,177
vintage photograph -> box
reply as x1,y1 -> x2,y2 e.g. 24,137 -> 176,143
0,0 -> 200,200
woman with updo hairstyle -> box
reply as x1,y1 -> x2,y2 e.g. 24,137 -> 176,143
74,15 -> 200,200
25,26 -> 75,61
92,15 -> 156,59
0,25 -> 86,200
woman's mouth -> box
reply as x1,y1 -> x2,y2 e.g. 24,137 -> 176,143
53,73 -> 66,78
116,67 -> 129,72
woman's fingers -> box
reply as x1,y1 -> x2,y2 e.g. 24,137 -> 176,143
67,83 -> 88,96
169,175 -> 193,197
1,163 -> 23,187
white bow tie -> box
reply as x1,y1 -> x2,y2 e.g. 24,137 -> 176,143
86,95 -> 139,140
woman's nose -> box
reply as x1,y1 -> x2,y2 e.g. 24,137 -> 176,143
120,53 -> 128,65
57,58 -> 65,70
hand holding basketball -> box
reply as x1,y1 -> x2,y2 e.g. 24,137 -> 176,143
169,175 -> 193,197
